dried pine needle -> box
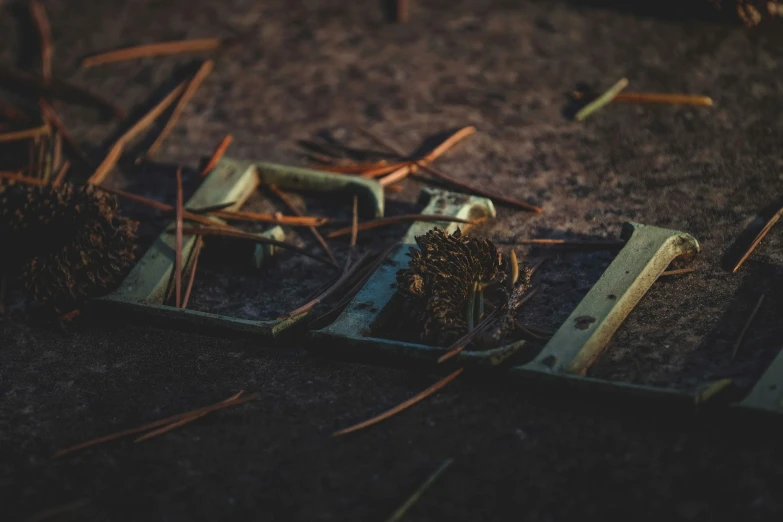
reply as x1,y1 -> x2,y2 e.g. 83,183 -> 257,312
732,294 -> 765,360
174,168 -> 184,308
613,92 -> 713,106
575,77 -> 629,121
29,1 -> 53,82
53,392 -> 258,458
82,38 -> 225,68
326,214 -> 475,239
659,266 -> 696,277
208,209 -> 327,227
181,236 -> 204,310
201,134 -> 233,177
385,459 -> 454,522
51,160 -> 70,188
332,369 -> 463,436
732,204 -> 783,273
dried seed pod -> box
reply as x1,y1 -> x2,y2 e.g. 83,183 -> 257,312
396,228 -> 504,346
1,182 -> 138,311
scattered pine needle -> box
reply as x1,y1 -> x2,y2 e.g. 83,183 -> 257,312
201,134 -> 233,177
732,294 -> 765,360
145,60 -> 214,158
87,81 -> 187,185
385,184 -> 404,193
438,307 -> 505,363
208,209 -> 328,227
51,160 -> 70,188
511,238 -> 625,247
379,164 -> 413,186
575,77 -> 629,121
385,459 -> 454,522
53,392 -> 258,458
358,127 -> 542,213
732,204 -> 783,273
613,92 -> 713,106
326,214 -> 475,239
174,168 -> 184,308
396,0 -> 410,23
134,390 -> 243,442
181,237 -> 203,310
268,184 -> 338,266
39,99 -> 89,164
59,309 -> 80,322
660,266 -> 696,277
82,38 -> 225,68
25,499 -> 91,522
0,123 -> 49,143
179,226 -> 334,265
350,195 -> 359,249
333,369 -> 463,436
0,171 -> 47,185
29,1 -> 53,82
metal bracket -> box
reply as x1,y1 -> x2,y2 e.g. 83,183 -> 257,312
94,156 -> 383,337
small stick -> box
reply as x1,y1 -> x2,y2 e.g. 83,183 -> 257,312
134,390 -> 243,442
29,1 -> 53,82
0,171 -> 47,185
333,369 -> 463,436
575,77 -> 629,121
0,65 -> 126,119
732,294 -> 765,360
326,214 -> 474,238
732,204 -> 783,273
145,60 -> 214,158
358,127 -> 542,213
88,80 -> 187,185
180,226 -> 334,265
268,184 -> 338,266
660,266 -> 696,277
51,160 -> 70,188
53,392 -> 259,458
280,252 -> 373,319
39,100 -> 90,164
208,209 -> 328,227
181,236 -> 203,310
174,168 -> 184,307
385,458 -> 454,522
82,38 -> 225,68
201,134 -> 233,177
613,92 -> 713,106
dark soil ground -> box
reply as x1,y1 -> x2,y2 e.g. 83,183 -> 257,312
3,0 -> 783,520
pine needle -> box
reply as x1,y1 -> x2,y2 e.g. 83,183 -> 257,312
613,92 -> 713,106
53,392 -> 258,458
660,267 -> 696,277
732,294 -> 765,360
332,369 -> 463,436
326,214 -> 475,239
385,459 -> 454,522
181,236 -> 203,310
208,209 -> 328,227
82,38 -> 225,68
29,1 -> 53,82
0,171 -> 47,185
575,77 -> 629,121
145,60 -> 214,158
174,168 -> 184,307
200,134 -> 233,177
732,204 -> 783,273
39,99 -> 89,164
51,160 -> 70,188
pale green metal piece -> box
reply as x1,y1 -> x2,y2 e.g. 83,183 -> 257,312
254,161 -> 384,218
96,157 -> 304,337
517,222 -> 701,376
738,353 -> 783,414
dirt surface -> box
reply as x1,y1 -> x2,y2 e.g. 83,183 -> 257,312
3,0 -> 783,520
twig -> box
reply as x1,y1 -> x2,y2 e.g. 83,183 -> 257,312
208,209 -> 328,227
181,236 -> 203,310
280,252 -> 372,319
82,38 -> 225,68
88,80 -> 187,185
51,160 -> 70,188
134,390 -> 243,442
613,92 -> 713,106
201,134 -> 233,176
732,294 -> 765,360
0,65 -> 126,119
145,60 -> 214,158
174,168 -> 184,307
660,266 -> 696,277
25,499 -> 91,522
179,226 -> 334,265
732,204 -> 783,273
575,77 -> 629,121
333,369 -> 463,436
268,184 -> 338,266
326,214 -> 475,239
53,392 -> 259,458
385,458 -> 454,522
358,127 -> 542,213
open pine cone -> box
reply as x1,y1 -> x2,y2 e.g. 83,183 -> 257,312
396,228 -> 505,346
0,183 -> 138,311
